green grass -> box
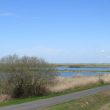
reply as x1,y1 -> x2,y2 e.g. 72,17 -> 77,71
0,82 -> 110,107
0,95 -> 50,107
42,90 -> 110,110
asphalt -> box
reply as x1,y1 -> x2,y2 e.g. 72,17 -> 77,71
1,85 -> 110,110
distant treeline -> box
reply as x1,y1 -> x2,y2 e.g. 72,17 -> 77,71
58,70 -> 110,73
52,63 -> 110,68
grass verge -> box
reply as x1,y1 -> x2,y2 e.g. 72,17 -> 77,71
0,82 -> 109,107
42,90 -> 110,110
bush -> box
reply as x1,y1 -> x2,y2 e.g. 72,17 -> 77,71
0,55 -> 57,98
98,78 -> 105,85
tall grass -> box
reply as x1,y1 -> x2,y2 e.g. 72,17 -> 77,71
49,74 -> 110,92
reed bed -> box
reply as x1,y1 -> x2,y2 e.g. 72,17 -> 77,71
49,74 -> 110,92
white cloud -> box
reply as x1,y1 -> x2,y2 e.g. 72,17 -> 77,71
100,49 -> 105,53
97,49 -> 110,58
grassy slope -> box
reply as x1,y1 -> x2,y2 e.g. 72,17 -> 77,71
43,90 -> 110,110
0,83 -> 109,107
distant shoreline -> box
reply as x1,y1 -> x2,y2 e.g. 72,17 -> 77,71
58,70 -> 110,73
52,63 -> 110,68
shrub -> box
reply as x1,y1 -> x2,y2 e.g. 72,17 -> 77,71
0,55 -> 57,98
98,78 -> 105,85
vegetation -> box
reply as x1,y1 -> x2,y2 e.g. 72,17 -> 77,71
0,82 -> 109,107
0,56 -> 110,108
49,75 -> 110,92
42,90 -> 110,110
58,69 -> 110,73
0,55 -> 56,98
53,63 -> 110,68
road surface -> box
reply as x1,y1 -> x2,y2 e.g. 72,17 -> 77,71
1,85 -> 110,110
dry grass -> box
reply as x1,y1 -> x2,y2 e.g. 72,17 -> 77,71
100,103 -> 110,110
49,74 -> 110,92
0,95 -> 11,102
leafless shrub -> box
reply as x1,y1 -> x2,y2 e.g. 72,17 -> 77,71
0,55 -> 57,98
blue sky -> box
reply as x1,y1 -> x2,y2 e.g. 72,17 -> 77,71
0,0 -> 110,63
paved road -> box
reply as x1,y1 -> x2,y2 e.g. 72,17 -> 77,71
1,85 -> 110,110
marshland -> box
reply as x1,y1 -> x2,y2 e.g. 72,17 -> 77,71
0,55 -> 110,107
0,0 -> 110,110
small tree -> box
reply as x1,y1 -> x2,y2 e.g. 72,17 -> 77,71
0,55 -> 56,98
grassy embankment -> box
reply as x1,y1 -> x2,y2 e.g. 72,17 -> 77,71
0,75 -> 110,107
0,83 -> 108,107
42,90 -> 110,110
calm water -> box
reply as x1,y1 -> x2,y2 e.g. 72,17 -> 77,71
58,67 -> 110,77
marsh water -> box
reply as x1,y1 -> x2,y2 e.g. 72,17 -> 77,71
58,67 -> 110,77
